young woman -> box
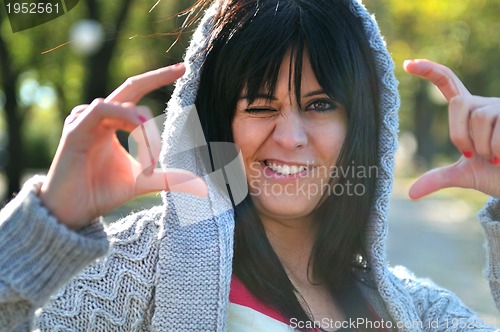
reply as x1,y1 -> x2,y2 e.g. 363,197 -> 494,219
1,0 -> 499,331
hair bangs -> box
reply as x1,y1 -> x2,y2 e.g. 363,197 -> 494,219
239,0 -> 352,114
233,2 -> 307,106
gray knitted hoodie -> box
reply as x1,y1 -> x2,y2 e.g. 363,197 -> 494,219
1,0 -> 499,331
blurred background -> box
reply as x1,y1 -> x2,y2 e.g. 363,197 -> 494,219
0,0 -> 499,325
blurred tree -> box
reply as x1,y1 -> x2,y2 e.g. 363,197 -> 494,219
0,0 -> 196,201
82,0 -> 133,101
365,0 -> 500,170
0,9 -> 26,201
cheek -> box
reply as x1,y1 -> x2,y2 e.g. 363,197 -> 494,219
232,123 -> 252,156
314,123 -> 347,164
232,119 -> 273,157
232,123 -> 260,177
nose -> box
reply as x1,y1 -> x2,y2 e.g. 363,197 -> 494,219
272,110 -> 308,150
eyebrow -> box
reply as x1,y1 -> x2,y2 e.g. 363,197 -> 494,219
303,89 -> 327,98
239,89 -> 327,100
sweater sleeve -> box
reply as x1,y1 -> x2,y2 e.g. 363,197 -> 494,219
478,196 -> 500,313
390,266 -> 497,331
0,176 -> 109,331
35,202 -> 162,331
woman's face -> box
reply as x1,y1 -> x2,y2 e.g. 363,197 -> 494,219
232,51 -> 348,223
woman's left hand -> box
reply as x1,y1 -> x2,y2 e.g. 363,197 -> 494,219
404,59 -> 500,199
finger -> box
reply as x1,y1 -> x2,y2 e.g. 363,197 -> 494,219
73,99 -> 144,133
129,110 -> 162,176
105,63 -> 186,104
448,95 -> 500,157
64,104 -> 89,125
135,168 -> 208,198
491,116 -> 500,165
470,105 -> 498,159
448,95 -> 475,156
70,104 -> 89,115
408,162 -> 469,200
404,59 -> 470,100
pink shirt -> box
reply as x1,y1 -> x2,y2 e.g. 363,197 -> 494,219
228,275 -> 389,332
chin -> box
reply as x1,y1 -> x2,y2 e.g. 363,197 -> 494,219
250,194 -> 320,221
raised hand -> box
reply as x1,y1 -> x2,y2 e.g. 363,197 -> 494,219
404,59 -> 500,200
39,64 -> 207,230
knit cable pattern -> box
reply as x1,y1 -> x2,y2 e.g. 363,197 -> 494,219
36,207 -> 164,331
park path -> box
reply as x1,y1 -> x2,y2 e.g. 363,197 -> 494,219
387,181 -> 499,325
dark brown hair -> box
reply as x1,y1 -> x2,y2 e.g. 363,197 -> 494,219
194,0 -> 381,329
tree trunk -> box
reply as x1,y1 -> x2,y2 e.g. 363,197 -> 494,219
83,0 -> 134,101
3,88 -> 24,200
0,22 -> 23,201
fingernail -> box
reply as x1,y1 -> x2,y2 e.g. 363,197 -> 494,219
462,151 -> 473,159
403,60 -> 411,68
173,62 -> 184,68
138,115 -> 147,124
489,156 -> 500,165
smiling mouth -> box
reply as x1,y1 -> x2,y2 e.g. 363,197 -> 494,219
263,160 -> 308,175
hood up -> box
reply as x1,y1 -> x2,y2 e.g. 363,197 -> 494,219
153,0 -> 419,330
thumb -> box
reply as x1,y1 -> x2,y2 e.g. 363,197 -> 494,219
409,162 -> 467,200
135,168 -> 208,198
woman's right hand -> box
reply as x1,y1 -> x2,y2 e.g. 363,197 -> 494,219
39,64 -> 207,230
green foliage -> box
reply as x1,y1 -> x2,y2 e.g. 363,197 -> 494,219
365,0 -> 500,169
1,0 -> 499,173
366,0 -> 500,106
0,0 -> 196,173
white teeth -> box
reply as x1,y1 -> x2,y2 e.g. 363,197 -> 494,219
265,161 -> 307,175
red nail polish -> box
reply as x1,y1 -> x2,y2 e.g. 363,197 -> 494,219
462,151 -> 472,159
138,115 -> 147,124
490,156 -> 500,165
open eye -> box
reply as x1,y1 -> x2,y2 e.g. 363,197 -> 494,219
305,99 -> 337,112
